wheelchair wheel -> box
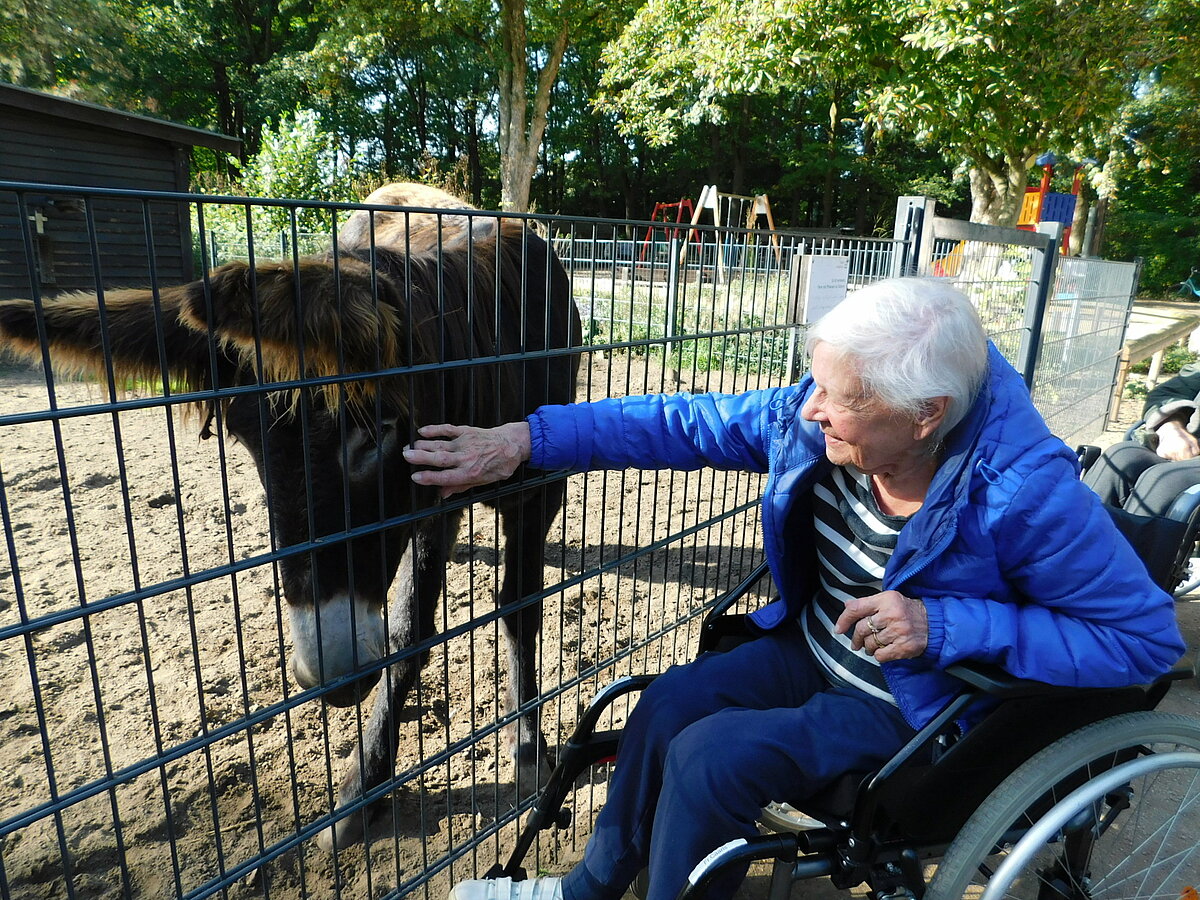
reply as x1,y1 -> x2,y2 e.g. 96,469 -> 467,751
977,750 -> 1200,900
925,711 -> 1200,900
1174,545 -> 1200,597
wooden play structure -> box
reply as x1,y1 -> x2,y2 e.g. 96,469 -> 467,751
680,185 -> 783,281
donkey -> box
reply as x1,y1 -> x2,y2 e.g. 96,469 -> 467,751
0,183 -> 581,848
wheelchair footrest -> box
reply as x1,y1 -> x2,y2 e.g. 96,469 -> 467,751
676,834 -> 805,900
758,802 -> 828,835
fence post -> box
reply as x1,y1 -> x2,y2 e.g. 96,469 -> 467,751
1106,255 -> 1145,425
892,196 -> 935,277
1017,222 -> 1064,390
785,243 -> 807,383
666,237 -> 682,388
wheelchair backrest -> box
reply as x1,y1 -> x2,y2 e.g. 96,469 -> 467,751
1105,503 -> 1190,591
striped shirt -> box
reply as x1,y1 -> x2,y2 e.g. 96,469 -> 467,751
799,466 -> 909,705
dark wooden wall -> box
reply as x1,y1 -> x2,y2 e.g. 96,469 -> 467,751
0,106 -> 194,300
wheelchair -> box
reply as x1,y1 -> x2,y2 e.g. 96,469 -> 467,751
486,480 -> 1200,900
1079,423 -> 1200,599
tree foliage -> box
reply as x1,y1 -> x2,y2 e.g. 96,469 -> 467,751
2,0 -> 1195,257
0,0 -> 135,95
599,0 -> 1178,226
1104,46 -> 1200,292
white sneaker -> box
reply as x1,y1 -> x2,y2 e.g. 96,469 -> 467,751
448,876 -> 564,900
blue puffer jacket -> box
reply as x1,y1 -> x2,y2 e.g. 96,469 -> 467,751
527,344 -> 1186,731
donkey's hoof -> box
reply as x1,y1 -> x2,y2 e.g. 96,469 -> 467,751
316,807 -> 371,852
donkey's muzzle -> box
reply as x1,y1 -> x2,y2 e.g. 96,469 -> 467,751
288,593 -> 386,705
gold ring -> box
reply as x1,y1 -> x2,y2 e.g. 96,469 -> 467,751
867,616 -> 881,636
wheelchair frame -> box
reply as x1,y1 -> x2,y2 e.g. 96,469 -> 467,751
490,498 -> 1200,900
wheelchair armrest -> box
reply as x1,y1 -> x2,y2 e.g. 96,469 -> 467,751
702,561 -> 771,622
699,561 -> 772,653
1076,443 -> 1101,474
945,661 -> 1085,698
946,659 -> 1195,702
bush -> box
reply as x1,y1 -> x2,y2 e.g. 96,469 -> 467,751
193,110 -> 407,267
1129,345 -> 1198,375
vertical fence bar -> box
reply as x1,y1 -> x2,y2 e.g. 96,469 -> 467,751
1018,223 -> 1064,389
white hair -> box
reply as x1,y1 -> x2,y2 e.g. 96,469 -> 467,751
805,277 -> 989,441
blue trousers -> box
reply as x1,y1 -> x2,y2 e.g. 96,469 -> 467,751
560,622 -> 916,900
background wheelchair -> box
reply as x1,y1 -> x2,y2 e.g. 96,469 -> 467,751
487,477 -> 1200,900
1079,421 -> 1200,598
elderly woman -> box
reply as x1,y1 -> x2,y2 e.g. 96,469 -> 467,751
402,278 -> 1183,900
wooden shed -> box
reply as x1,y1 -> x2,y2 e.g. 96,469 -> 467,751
0,83 -> 241,299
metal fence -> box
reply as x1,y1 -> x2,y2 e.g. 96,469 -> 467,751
1033,257 -> 1140,445
0,183 -> 784,900
0,183 -> 1139,900
912,210 -> 1138,446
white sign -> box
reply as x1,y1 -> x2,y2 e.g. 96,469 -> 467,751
799,255 -> 851,324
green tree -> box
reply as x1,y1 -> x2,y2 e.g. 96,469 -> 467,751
1103,68 -> 1200,288
279,1 -> 498,203
599,0 -> 1175,226
197,109 -> 361,264
0,0 -> 134,96
435,0 -> 636,211
115,0 -> 329,159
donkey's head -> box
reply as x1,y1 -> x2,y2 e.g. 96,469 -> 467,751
0,251 -> 439,706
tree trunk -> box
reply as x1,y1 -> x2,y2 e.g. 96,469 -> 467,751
1068,190 -> 1090,256
382,89 -> 397,179
821,96 -> 839,229
466,98 -> 483,206
413,57 -> 429,158
497,0 -> 568,212
213,62 -> 237,157
731,97 -> 749,195
968,160 -> 1031,227
707,126 -> 721,187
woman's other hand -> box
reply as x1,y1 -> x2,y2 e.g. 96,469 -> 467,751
403,422 -> 532,498
836,591 -> 929,662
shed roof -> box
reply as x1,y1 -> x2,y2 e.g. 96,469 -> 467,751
0,83 -> 241,155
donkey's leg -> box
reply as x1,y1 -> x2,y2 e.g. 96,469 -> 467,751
319,511 -> 460,850
497,483 -> 564,791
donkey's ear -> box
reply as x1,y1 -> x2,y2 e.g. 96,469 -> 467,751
0,287 -> 214,392
177,256 -> 412,414
184,257 -> 404,375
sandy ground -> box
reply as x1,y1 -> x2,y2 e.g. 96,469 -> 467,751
1,355 -> 1197,900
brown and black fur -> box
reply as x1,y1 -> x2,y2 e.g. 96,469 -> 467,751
0,184 -> 581,848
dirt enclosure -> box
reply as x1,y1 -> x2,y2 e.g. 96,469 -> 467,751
0,352 -> 774,900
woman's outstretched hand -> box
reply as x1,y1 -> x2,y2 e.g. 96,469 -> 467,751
403,422 -> 532,498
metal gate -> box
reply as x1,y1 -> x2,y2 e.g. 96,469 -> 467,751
898,197 -> 1139,445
